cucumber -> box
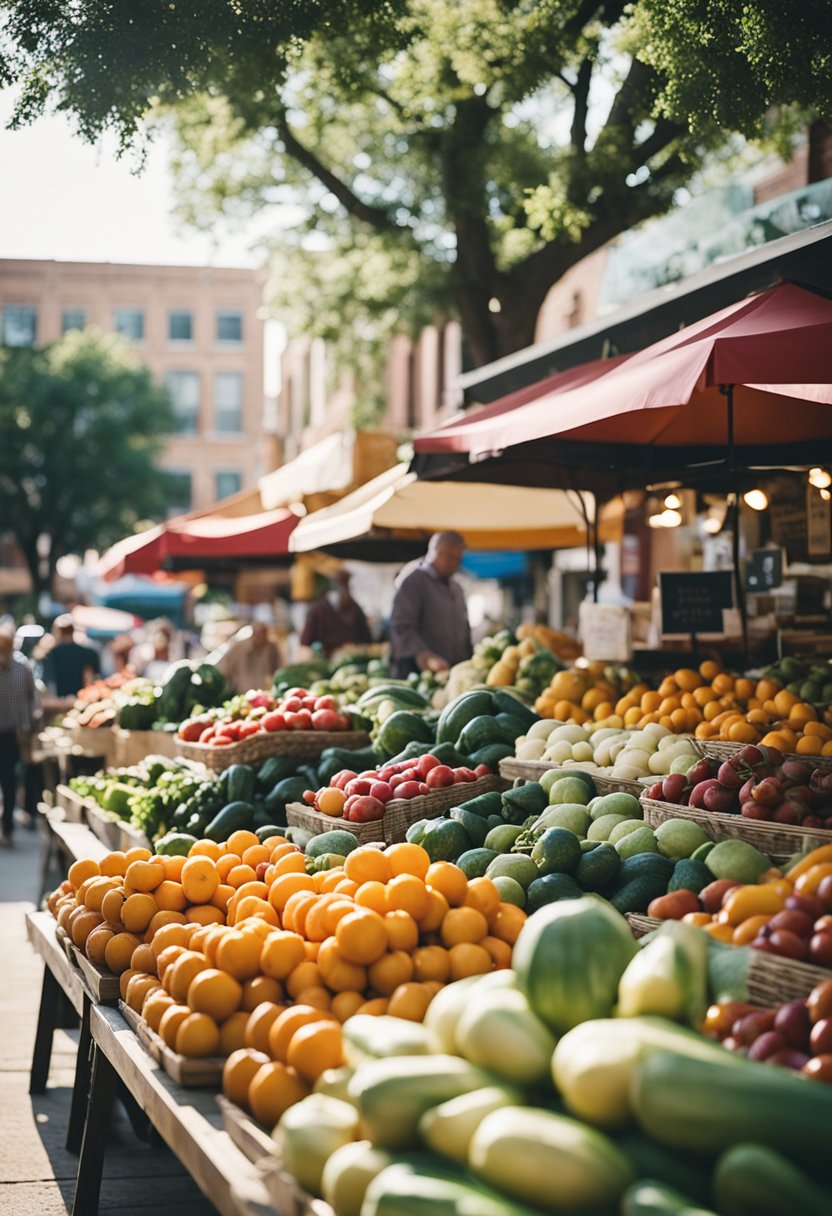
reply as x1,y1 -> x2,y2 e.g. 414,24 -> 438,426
457,790 -> 504,819
491,690 -> 536,728
363,1161 -> 542,1216
632,1049 -> 832,1167
255,824 -> 286,842
255,754 -> 301,790
616,1133 -> 714,1206
429,742 -> 468,768
421,819 -> 469,863
306,830 -> 361,859
265,775 -> 313,820
203,800 -> 254,841
621,1181 -> 718,1216
436,690 -> 495,745
458,714 -> 513,755
714,1143 -> 832,1216
225,763 -> 256,804
467,742 -> 514,769
576,842 -> 621,891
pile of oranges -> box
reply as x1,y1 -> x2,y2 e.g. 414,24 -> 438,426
535,660 -> 832,757
48,830 -> 526,1128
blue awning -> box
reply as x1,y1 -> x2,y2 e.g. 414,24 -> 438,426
461,551 -> 529,580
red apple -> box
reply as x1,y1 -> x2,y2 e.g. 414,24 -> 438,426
703,782 -> 739,814
772,803 -> 801,825
733,1008 -> 777,1045
769,910 -> 815,938
646,781 -> 665,801
773,999 -> 811,1049
737,744 -> 766,766
717,761 -> 743,789
747,1030 -> 788,1061
311,708 -> 340,731
661,773 -> 687,803
741,802 -> 773,820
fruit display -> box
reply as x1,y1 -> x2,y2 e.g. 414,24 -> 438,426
644,843 -> 832,966
260,901 -> 832,1214
515,719 -> 700,782
761,655 -> 832,707
645,745 -> 832,827
177,686 -> 356,747
705,979 -> 832,1082
437,626 -> 578,705
533,661 -> 643,723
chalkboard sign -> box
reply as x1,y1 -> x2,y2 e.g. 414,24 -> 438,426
746,549 -> 783,592
659,572 -> 734,635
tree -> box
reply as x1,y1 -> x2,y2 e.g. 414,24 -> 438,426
3,2 -> 830,375
0,330 -> 175,604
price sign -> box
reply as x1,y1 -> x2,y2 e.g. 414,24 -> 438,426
659,572 -> 733,635
746,549 -> 783,592
578,603 -> 632,662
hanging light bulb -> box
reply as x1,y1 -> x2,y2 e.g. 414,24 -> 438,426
821,488 -> 831,502
648,508 -> 683,528
663,492 -> 682,509
809,467 -> 831,489
743,489 -> 769,511
703,516 -> 722,534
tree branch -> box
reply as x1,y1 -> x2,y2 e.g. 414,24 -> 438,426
601,58 -> 655,139
276,114 -> 406,234
570,58 -> 593,156
633,117 -> 685,167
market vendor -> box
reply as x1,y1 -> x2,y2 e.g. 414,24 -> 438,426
301,569 -> 373,657
389,531 -> 472,677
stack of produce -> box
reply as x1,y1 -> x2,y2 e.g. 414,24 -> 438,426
120,661 -> 228,732
706,979 -> 832,1080
645,744 -> 832,828
176,686 -> 356,748
514,719 -> 700,783
264,898 -> 832,1215
71,755 -> 222,844
437,626 -> 579,705
533,662 -> 644,723
645,843 -> 832,965
64,674 -> 157,731
762,655 -> 832,705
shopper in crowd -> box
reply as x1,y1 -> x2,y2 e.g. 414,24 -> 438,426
42,613 -> 100,697
103,633 -> 136,677
301,569 -> 372,657
217,621 -> 281,693
389,531 -> 472,677
133,623 -> 174,682
0,622 -> 39,848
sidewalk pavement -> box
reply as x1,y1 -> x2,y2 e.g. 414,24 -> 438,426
1,813 -> 218,1215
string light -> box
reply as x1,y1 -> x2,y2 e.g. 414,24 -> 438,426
821,488 -> 831,502
663,493 -> 682,509
743,489 -> 769,511
703,516 -> 722,534
809,468 -> 831,489
648,509 -> 683,528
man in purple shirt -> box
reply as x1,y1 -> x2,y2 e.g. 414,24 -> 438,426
390,532 -> 472,678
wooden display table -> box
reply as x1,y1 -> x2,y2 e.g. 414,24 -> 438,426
75,1004 -> 273,1216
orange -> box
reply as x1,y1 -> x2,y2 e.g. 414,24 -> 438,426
640,691 -> 662,713
241,975 -> 284,1012
425,862 -> 467,907
248,1061 -> 309,1126
356,997 -> 388,1016
180,856 -> 220,905
68,858 -> 100,889
387,982 -> 433,1023
699,659 -> 721,682
100,888 -> 126,925
227,865 -> 258,890
219,1011 -> 251,1056
463,877 -> 501,920
226,829 -> 260,857
268,873 -> 316,914
175,1012 -> 221,1058
155,943 -> 188,981
367,950 -> 414,996
260,931 -> 306,980
693,686 -> 718,708
734,678 -> 755,702
270,851 -> 307,877
99,852 -> 128,878
270,841 -> 300,862
244,1001 -> 287,1053
167,951 -> 210,1002
316,870 -> 347,894
158,1003 -> 191,1049
711,673 -> 734,696
330,991 -> 365,1022
384,874 -> 430,920
268,1004 -> 331,1062
104,931 -> 142,974
162,855 -> 187,882
789,703 -> 818,725
83,876 -> 119,912
293,986 -> 332,1011
145,910 -> 186,940
355,881 -> 388,916
481,935 -> 512,968
796,734 -> 824,756
214,929 -> 262,981
232,896 -> 279,928
804,721 -> 832,740
344,848 -> 391,886
242,845 -> 271,869
118,968 -> 139,1002
303,895 -> 340,943
336,909 -> 388,966
285,961 -> 323,1000
125,973 -> 161,1013
385,842 -> 430,880
440,906 -> 488,948
674,668 -> 703,692
125,847 -> 153,865
120,893 -> 157,934
417,888 -> 449,933
333,879 -> 359,898
316,787 -> 347,816
189,840 -> 222,861
124,859 -> 165,893
70,909 -> 103,949
384,911 -> 419,953
130,943 -> 157,976
85,926 -> 115,966
210,884 -> 235,913
185,904 -> 225,926
142,989 -> 176,1033
323,898 -> 356,936
153,880 -> 188,913
773,689 -> 799,717
215,854 -> 239,883
448,941 -> 492,980
317,939 -> 367,993
411,945 -> 450,983
187,968 -> 243,1021
222,1047 -> 270,1109
287,1019 -> 344,1083
727,721 -> 760,743
490,903 -> 526,945
281,890 -> 317,935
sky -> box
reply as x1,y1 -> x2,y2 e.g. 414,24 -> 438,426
0,92 -> 260,268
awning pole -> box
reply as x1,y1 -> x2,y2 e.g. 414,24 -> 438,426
721,384 -> 749,664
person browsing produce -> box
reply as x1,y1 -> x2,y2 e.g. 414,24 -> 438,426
390,531 -> 472,677
0,622 -> 38,848
301,569 -> 372,657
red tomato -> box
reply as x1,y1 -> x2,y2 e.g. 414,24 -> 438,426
178,716 -> 213,742
311,708 -> 340,731
416,754 -> 441,778
199,726 -> 216,743
261,710 -> 286,733
301,696 -> 318,711
281,697 -> 302,713
282,687 -> 307,699
210,734 -> 234,746
238,721 -> 261,739
425,765 -> 455,789
223,721 -> 244,741
333,713 -> 352,731
285,708 -> 313,731
314,695 -> 338,711
473,763 -> 491,779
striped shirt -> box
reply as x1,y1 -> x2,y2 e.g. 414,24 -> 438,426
0,654 -> 37,733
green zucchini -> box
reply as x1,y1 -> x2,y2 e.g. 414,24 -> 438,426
154,832 -> 198,856
457,714 -> 513,754
609,854 -> 674,913
255,824 -> 286,842
448,806 -> 489,848
467,742 -> 514,769
457,790 -> 504,818
225,763 -> 256,804
203,800 -> 254,841
616,1133 -> 714,1206
491,690 -> 536,726
714,1143 -> 832,1216
255,754 -> 299,790
632,1049 -> 832,1166
362,1161 -> 542,1216
501,782 -> 548,819
621,1181 -> 718,1216
436,690 -> 494,744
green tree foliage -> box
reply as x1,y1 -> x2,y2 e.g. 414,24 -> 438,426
0,330 -> 175,602
2,1 -> 829,387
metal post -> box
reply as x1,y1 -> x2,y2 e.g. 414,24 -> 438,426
720,384 -> 749,664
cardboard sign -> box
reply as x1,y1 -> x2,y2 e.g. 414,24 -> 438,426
659,571 -> 733,635
746,549 -> 783,592
579,602 -> 632,662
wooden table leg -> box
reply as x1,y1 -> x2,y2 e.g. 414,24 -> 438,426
71,1042 -> 117,1216
66,993 -> 93,1154
29,963 -> 61,1095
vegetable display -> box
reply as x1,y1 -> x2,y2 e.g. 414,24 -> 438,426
177,686 -> 354,746
707,978 -> 832,1081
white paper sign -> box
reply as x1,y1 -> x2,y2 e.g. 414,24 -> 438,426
579,602 -> 632,662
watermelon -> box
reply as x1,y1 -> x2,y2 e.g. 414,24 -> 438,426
512,897 -> 638,1034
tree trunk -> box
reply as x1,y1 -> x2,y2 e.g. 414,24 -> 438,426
18,538 -> 49,611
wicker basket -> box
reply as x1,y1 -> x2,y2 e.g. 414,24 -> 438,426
175,728 -> 370,773
626,913 -> 661,938
641,795 -> 832,864
287,773 -> 507,845
499,758 -> 643,798
703,740 -> 831,767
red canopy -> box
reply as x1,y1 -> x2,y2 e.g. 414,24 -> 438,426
415,284 -> 832,457
97,509 -> 299,581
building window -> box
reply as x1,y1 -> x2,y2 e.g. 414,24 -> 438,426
214,372 -> 244,433
216,309 -> 243,344
61,308 -> 87,334
114,308 -> 145,341
2,305 -> 37,347
165,371 -> 201,434
165,469 -> 192,516
215,470 -> 242,500
168,310 -> 193,342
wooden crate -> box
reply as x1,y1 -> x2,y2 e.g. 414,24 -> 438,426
120,1001 -> 224,1087
217,1095 -> 275,1164
55,926 -> 120,1002
640,796 -> 832,865
55,784 -> 86,823
114,727 -> 178,766
68,723 -> 117,762
82,802 -> 123,851
499,758 -> 644,798
287,773 -> 507,845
